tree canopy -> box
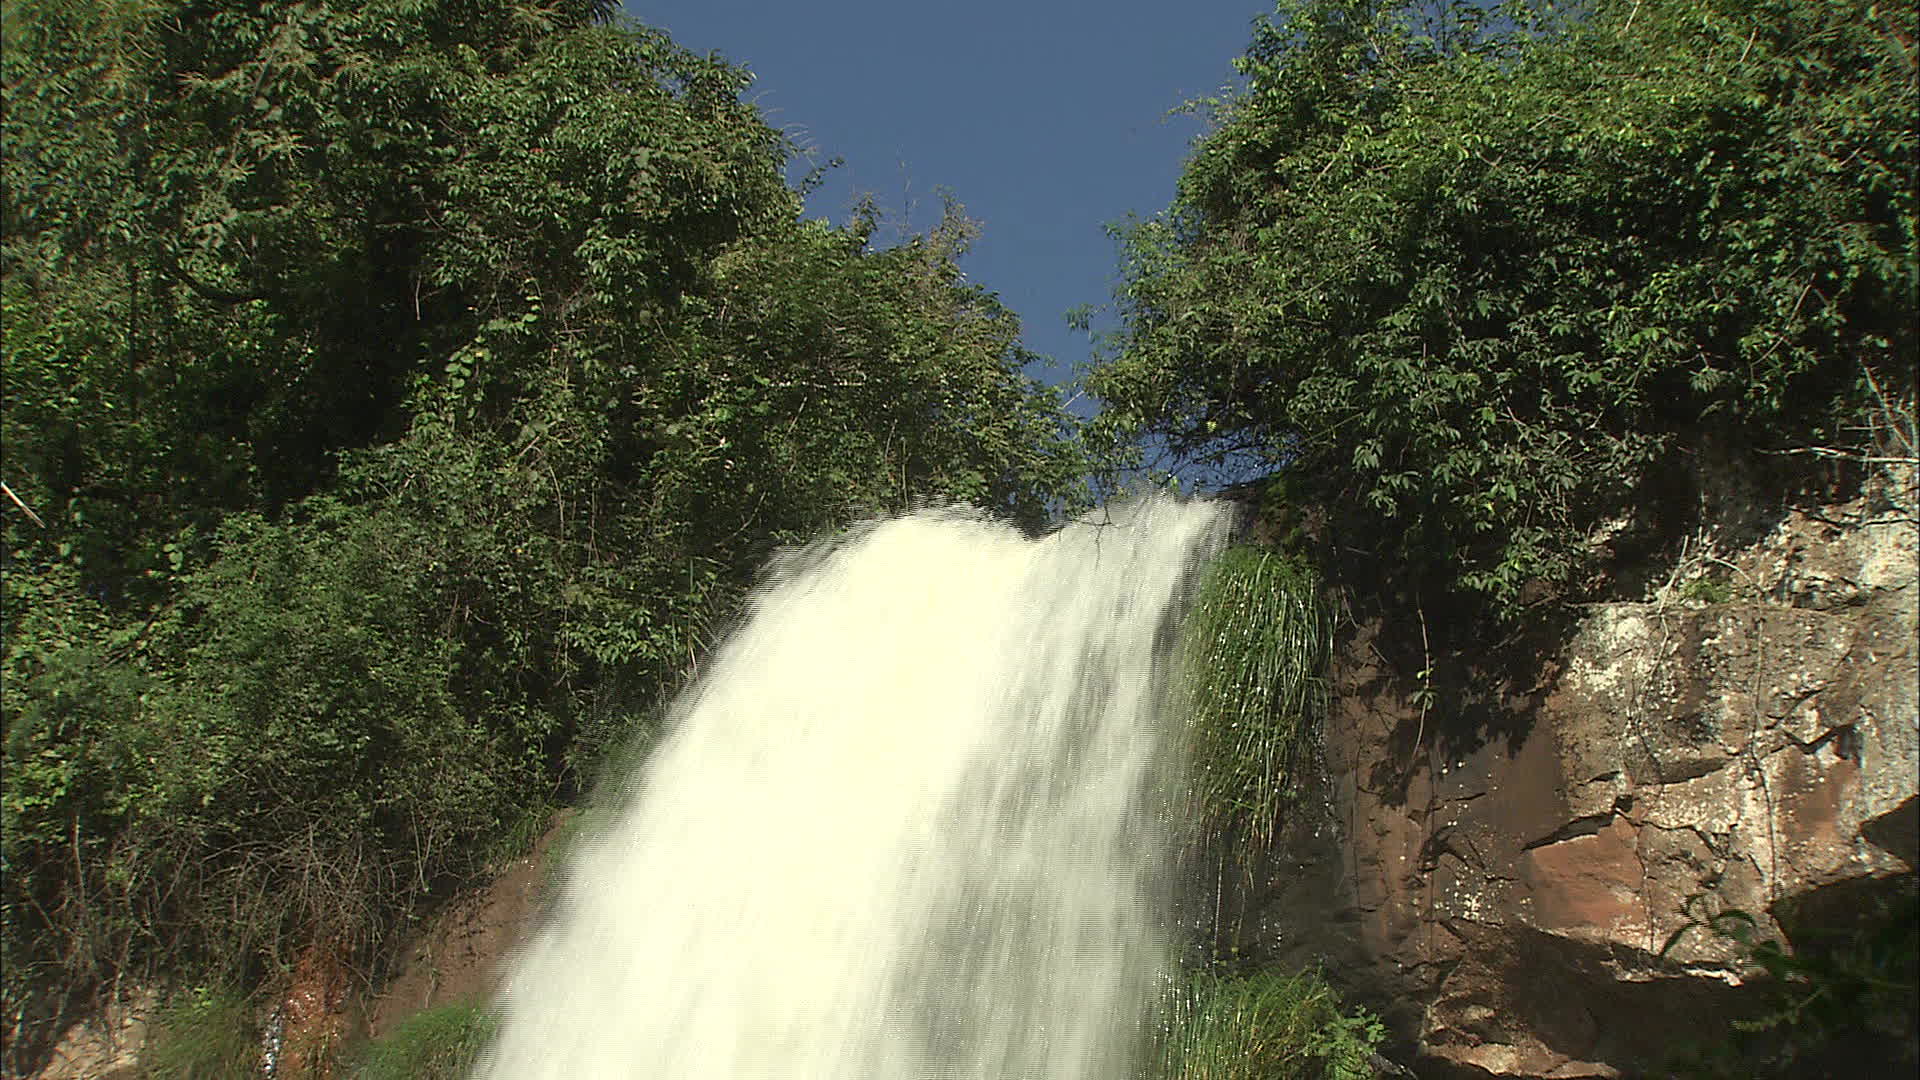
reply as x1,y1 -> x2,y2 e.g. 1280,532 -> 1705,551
1090,0 -> 1916,613
2,0 -> 1083,1062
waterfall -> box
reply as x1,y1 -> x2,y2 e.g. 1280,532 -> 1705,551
475,498 -> 1231,1079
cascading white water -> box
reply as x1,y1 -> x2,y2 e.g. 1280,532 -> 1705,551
475,498 -> 1230,1079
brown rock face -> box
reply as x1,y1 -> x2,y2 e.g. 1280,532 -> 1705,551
1243,492 -> 1918,1078
366,809 -> 575,1037
277,937 -> 350,1079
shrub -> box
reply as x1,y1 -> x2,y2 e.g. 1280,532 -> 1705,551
1154,967 -> 1385,1080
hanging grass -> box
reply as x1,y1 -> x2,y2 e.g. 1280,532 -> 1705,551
1153,967 -> 1385,1080
1174,545 -> 1331,856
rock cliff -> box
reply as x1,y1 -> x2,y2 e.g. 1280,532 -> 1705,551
1238,480 -> 1918,1077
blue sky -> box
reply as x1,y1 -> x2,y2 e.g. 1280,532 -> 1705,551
620,1 -> 1269,417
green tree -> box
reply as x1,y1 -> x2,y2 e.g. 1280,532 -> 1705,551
1089,0 -> 1916,613
3,1 -> 1083,1068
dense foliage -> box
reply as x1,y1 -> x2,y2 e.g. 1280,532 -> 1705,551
1091,0 -> 1917,613
1,0 -> 1084,1064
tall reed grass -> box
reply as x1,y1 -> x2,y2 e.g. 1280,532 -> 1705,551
1174,546 -> 1331,856
1152,967 -> 1383,1080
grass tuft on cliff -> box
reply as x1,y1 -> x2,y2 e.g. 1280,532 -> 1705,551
354,1001 -> 496,1080
143,986 -> 258,1080
1153,966 -> 1384,1080
1174,545 -> 1331,856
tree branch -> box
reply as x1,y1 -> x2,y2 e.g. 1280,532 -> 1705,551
2,481 -> 48,528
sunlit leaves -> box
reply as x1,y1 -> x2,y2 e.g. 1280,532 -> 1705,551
1093,0 -> 1916,615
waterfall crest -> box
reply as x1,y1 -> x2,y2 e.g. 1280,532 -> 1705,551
476,498 -> 1230,1079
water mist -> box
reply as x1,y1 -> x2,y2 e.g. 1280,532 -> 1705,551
476,498 -> 1230,1079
